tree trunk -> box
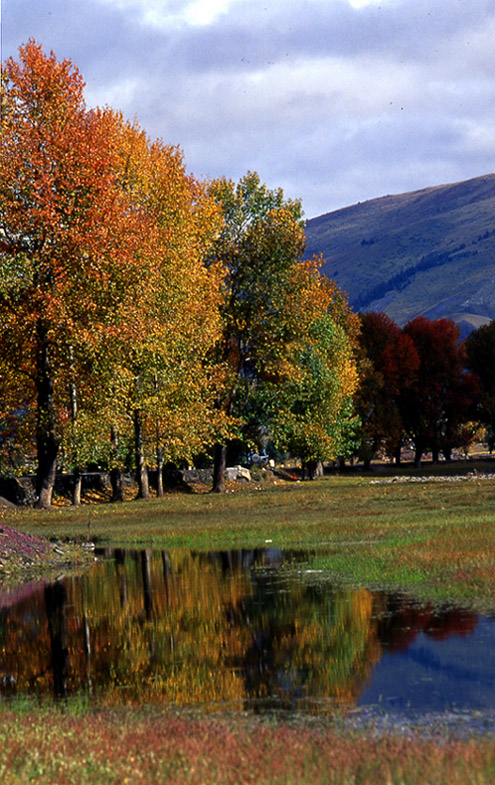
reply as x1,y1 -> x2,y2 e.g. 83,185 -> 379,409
141,549 -> 154,620
414,444 -> 423,468
134,409 -> 150,499
115,549 -> 128,608
35,321 -> 59,509
302,460 -> 323,479
212,443 -> 227,493
110,467 -> 123,502
156,440 -> 164,498
110,426 -> 124,502
162,551 -> 172,606
154,375 -> 164,497
72,469 -> 82,507
69,345 -> 82,506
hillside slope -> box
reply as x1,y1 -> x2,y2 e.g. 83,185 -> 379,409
304,174 -> 495,337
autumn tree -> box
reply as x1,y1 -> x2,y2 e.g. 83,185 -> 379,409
264,266 -> 360,477
205,173 -> 307,491
354,312 -> 419,466
207,173 -> 360,488
465,320 -> 495,451
401,317 -> 477,465
101,117 -> 226,499
0,41 -> 141,506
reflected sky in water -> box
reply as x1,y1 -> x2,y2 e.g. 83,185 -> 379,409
0,548 -> 493,715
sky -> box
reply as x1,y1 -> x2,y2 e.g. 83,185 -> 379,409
2,0 -> 495,218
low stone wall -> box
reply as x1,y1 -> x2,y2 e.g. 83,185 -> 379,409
0,476 -> 36,507
0,464 -> 255,505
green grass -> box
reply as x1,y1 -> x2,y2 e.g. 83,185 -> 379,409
3,473 -> 495,611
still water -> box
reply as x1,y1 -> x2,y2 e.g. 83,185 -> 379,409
0,548 -> 494,715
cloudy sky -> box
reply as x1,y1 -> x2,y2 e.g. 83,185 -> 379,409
2,0 -> 495,218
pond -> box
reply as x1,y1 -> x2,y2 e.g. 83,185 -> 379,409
0,547 -> 494,717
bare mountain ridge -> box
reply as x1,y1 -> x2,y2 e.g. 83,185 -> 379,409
304,174 -> 495,338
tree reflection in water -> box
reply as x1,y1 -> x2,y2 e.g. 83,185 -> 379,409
0,549 -> 482,712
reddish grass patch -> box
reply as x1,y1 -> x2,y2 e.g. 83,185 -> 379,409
1,710 -> 495,784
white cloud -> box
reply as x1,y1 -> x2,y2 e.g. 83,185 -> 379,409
347,0 -> 395,8
3,0 -> 495,216
96,0 -> 236,27
185,0 -> 236,26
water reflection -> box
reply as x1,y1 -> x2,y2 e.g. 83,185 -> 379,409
0,548 -> 491,714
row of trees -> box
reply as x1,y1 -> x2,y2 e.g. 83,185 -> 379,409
355,312 -> 495,467
3,43 -> 494,508
0,42 -> 359,506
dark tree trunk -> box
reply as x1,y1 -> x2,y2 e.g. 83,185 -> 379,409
395,444 -> 402,465
141,549 -> 154,620
134,410 -> 150,499
302,460 -> 323,480
212,442 -> 227,493
110,467 -> 123,502
110,426 -> 124,502
35,321 -> 59,509
162,551 -> 172,607
115,549 -> 128,608
414,444 -> 423,468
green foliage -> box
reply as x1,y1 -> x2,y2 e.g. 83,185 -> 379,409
207,173 -> 359,472
266,314 -> 359,463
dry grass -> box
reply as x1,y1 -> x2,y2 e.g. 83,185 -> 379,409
1,708 -> 494,785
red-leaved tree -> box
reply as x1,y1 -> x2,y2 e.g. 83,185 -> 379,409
401,317 -> 477,465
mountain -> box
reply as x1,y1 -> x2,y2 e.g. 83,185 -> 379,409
304,174 -> 495,338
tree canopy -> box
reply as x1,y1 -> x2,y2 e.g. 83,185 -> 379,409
206,173 -> 359,488
465,321 -> 495,452
1,43 -> 361,503
3,41 -> 490,506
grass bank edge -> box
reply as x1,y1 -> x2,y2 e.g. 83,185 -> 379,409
3,475 -> 495,611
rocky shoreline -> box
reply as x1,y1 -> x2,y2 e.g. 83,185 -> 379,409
370,472 -> 495,484
332,706 -> 495,740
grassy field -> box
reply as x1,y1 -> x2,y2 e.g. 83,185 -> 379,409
4,471 -> 495,611
0,706 -> 494,785
2,471 -> 495,784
